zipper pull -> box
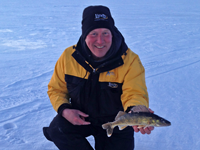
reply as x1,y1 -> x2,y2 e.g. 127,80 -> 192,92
93,68 -> 96,73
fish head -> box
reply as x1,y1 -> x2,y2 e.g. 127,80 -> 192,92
154,118 -> 171,127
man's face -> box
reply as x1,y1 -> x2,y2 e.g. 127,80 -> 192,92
85,28 -> 112,60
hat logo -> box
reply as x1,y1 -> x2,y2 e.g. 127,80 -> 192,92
94,14 -> 108,21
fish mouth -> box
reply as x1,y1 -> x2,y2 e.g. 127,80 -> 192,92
164,120 -> 171,126
166,122 -> 171,126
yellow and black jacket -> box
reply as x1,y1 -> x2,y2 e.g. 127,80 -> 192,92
47,43 -> 149,125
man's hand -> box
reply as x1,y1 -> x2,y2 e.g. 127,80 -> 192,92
62,109 -> 91,125
130,105 -> 154,134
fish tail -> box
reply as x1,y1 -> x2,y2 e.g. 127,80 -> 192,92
102,122 -> 113,137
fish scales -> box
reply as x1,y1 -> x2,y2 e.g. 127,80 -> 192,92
112,112 -> 158,127
102,111 -> 171,137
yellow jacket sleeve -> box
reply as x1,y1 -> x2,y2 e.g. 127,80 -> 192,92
47,51 -> 70,112
121,53 -> 149,111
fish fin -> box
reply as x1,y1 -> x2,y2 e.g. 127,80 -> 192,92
144,126 -> 149,129
137,125 -> 145,128
137,125 -> 149,129
118,125 -> 127,130
115,111 -> 126,120
102,122 -> 114,137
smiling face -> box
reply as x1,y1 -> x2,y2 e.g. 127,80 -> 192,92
85,28 -> 112,60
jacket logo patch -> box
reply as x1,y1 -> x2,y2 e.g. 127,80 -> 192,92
106,71 -> 115,76
108,82 -> 118,88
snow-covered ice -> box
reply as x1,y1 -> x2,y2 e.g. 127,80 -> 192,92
0,0 -> 200,149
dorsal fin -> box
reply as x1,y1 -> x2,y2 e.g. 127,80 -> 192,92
115,111 -> 126,120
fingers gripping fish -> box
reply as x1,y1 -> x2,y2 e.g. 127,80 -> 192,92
102,111 -> 171,137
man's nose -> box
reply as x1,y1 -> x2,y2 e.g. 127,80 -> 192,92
96,35 -> 104,44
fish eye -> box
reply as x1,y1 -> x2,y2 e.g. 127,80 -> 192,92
161,119 -> 166,123
160,119 -> 165,122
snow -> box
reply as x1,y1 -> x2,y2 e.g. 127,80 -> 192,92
0,0 -> 200,149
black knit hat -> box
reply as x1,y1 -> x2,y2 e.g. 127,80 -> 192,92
81,5 -> 115,39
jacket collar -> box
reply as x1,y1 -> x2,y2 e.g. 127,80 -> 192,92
72,46 -> 126,74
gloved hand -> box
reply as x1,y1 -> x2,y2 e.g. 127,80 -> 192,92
131,105 -> 150,113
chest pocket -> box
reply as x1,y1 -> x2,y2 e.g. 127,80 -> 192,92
65,75 -> 85,108
99,82 -> 124,116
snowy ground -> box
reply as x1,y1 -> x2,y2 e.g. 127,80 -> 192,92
0,0 -> 200,150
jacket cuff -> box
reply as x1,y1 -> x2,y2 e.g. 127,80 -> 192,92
57,103 -> 72,116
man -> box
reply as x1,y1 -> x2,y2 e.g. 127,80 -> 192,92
43,5 -> 154,150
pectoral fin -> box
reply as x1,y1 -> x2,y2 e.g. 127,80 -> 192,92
137,125 -> 145,128
137,125 -> 149,129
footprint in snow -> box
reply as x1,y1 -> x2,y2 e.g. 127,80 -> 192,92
2,123 -> 25,144
3,123 -> 17,130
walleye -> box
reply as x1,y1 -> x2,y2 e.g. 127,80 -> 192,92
102,111 -> 171,137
